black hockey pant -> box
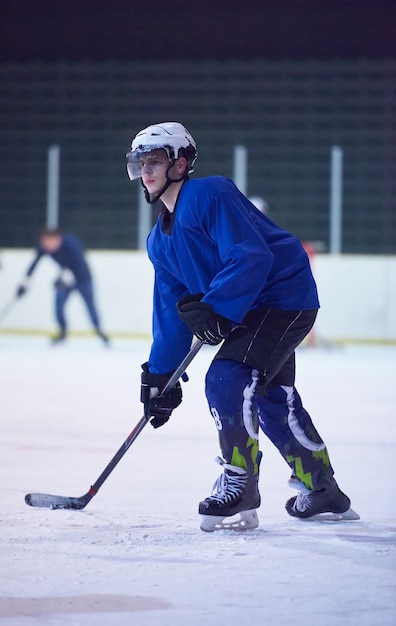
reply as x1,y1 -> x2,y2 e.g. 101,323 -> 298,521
204,307 -> 332,491
55,280 -> 101,332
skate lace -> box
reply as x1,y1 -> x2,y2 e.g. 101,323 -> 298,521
293,492 -> 312,512
209,472 -> 247,505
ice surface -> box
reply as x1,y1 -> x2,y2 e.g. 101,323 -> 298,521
0,335 -> 395,625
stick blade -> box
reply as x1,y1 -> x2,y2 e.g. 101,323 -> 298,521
25,492 -> 90,510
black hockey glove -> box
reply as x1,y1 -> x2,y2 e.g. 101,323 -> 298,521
177,293 -> 233,346
54,278 -> 69,290
16,277 -> 30,298
141,363 -> 183,429
54,269 -> 76,291
16,284 -> 27,298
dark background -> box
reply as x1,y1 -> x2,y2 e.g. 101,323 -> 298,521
1,1 -> 395,252
2,0 -> 396,62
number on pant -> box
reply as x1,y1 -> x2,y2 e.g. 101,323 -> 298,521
210,407 -> 223,431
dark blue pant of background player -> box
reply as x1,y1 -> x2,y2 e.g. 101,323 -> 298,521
205,307 -> 332,493
55,280 -> 101,334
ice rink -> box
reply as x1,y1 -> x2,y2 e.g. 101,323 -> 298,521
0,335 -> 395,626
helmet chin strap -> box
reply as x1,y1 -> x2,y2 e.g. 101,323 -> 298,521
141,161 -> 187,205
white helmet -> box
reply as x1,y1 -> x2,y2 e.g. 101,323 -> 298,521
126,121 -> 197,180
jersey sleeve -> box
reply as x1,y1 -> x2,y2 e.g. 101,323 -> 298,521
148,262 -> 194,374
26,248 -> 45,276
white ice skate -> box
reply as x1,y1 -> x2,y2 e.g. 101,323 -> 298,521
200,508 -> 259,532
199,458 -> 261,532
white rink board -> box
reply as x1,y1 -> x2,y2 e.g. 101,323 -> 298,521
0,249 -> 395,342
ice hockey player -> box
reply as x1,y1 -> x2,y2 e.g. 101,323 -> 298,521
16,228 -> 109,345
126,121 -> 359,531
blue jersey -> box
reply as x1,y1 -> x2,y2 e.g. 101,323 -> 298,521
27,233 -> 91,283
147,176 -> 319,373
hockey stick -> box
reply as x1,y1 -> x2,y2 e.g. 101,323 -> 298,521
0,296 -> 18,324
25,339 -> 203,510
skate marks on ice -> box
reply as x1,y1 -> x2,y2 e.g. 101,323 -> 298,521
123,516 -> 396,569
256,519 -> 396,567
0,594 -> 171,619
1,511 -> 395,625
7,507 -> 395,558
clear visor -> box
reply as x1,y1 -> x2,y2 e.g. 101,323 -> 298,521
126,145 -> 171,180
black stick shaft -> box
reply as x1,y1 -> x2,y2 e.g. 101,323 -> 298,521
25,340 -> 204,509
81,339 -> 204,499
0,297 -> 17,324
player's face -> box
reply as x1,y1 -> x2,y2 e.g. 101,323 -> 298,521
139,150 -> 169,195
40,234 -> 62,252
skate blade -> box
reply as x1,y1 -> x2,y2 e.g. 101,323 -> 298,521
200,509 -> 259,532
305,508 -> 360,522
